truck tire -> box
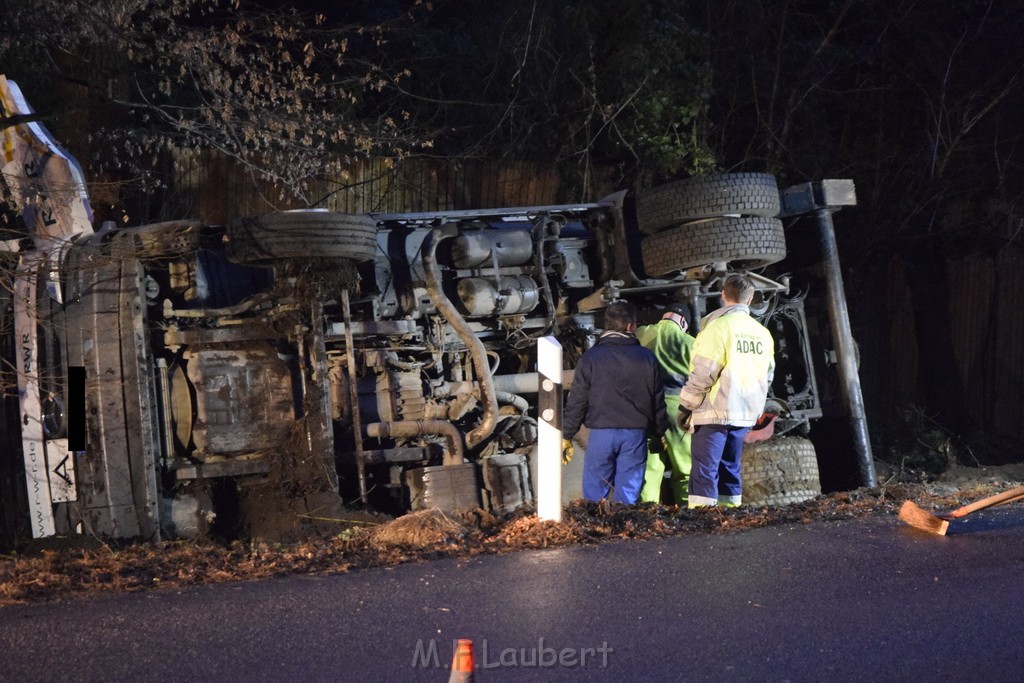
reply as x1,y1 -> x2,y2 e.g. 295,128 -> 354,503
640,216 -> 786,276
226,211 -> 377,265
636,173 -> 780,235
741,436 -> 821,507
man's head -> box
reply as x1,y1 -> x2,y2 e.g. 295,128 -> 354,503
722,274 -> 756,305
604,300 -> 638,333
662,302 -> 690,333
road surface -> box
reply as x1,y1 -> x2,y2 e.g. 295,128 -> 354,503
1,507 -> 1023,682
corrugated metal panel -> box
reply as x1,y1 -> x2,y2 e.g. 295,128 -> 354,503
877,248 -> 1024,442
882,256 -> 918,411
993,250 -> 1024,439
951,257 -> 992,427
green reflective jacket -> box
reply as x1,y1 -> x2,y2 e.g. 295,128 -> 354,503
636,318 -> 695,396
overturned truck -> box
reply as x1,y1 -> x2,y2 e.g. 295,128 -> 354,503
1,76 -> 872,543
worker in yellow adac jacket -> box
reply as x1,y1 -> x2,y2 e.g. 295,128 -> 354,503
636,303 -> 694,505
678,274 -> 775,508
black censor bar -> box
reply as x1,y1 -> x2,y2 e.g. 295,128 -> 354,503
67,366 -> 86,451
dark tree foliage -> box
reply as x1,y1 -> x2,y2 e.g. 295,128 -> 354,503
384,0 -> 715,195
703,0 -> 1024,243
2,0 -> 718,202
0,0 -> 432,202
699,0 -> 1024,439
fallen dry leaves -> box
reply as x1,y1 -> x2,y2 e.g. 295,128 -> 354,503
0,482 -> 1007,607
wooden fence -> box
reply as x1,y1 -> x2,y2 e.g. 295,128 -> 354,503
868,247 -> 1024,443
165,151 -> 573,224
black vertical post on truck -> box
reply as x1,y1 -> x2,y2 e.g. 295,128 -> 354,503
780,180 -> 876,488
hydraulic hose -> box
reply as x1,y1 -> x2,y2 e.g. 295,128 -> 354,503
494,390 -> 530,415
422,228 -> 499,449
365,420 -> 465,466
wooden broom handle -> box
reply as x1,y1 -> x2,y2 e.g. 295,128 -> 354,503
950,484 -> 1024,518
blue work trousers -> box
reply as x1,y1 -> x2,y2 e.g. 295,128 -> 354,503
582,428 -> 648,504
689,424 -> 749,505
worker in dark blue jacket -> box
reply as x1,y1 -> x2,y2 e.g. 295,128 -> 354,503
562,301 -> 669,504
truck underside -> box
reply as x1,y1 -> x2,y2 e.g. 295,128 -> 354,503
2,77 -> 867,545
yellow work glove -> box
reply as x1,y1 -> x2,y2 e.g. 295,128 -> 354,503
561,438 -> 574,465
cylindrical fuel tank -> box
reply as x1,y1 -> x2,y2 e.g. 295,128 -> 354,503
456,276 -> 540,317
449,230 -> 533,268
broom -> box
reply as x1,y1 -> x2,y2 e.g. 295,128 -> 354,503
899,484 -> 1024,535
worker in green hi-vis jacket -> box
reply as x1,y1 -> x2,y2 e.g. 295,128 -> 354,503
636,304 -> 695,505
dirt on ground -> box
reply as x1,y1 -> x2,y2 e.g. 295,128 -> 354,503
1,463 -> 1022,608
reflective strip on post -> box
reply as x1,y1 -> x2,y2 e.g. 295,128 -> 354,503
537,336 -> 563,522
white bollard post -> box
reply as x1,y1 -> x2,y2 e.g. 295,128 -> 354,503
537,336 -> 563,521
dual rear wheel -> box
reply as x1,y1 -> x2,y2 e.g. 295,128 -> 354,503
635,173 -> 786,276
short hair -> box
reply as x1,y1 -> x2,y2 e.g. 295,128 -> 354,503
723,274 -> 755,305
603,300 -> 638,332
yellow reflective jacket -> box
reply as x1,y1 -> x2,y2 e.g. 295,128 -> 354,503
678,304 -> 775,427
636,318 -> 695,397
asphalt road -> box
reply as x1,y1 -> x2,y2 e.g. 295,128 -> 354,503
1,507 -> 1023,682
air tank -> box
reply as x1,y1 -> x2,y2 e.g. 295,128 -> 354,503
456,276 -> 540,317
449,230 -> 533,268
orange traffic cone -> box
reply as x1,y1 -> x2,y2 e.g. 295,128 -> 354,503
448,639 -> 475,682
